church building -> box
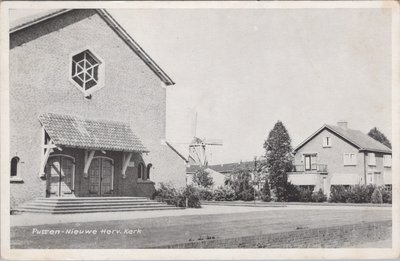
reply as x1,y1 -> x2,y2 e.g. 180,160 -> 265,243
9,9 -> 186,210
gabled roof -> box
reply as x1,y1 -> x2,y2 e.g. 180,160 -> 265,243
39,113 -> 149,153
10,9 -> 174,86
165,141 -> 189,163
294,124 -> 391,154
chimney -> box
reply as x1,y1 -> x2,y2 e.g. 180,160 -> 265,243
337,121 -> 348,129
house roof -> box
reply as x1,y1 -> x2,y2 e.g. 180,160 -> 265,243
39,113 -> 149,153
186,161 -> 256,174
294,124 -> 391,154
9,9 -> 175,86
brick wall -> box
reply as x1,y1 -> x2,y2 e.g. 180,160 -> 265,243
9,9 -> 186,208
156,220 -> 391,248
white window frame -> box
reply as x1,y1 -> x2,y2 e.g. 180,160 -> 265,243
322,136 -> 332,148
383,155 -> 392,168
343,153 -> 357,166
368,153 -> 376,166
69,47 -> 105,98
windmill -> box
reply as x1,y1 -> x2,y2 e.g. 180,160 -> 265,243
167,112 -> 223,166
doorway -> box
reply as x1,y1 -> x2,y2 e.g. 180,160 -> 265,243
88,157 -> 113,196
45,155 -> 75,197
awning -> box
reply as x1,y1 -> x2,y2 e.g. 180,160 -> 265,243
39,113 -> 149,153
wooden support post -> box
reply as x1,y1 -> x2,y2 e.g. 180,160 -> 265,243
121,152 -> 133,179
84,150 -> 96,177
39,147 -> 52,178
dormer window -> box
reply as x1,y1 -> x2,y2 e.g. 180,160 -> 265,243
322,137 -> 331,147
70,49 -> 104,97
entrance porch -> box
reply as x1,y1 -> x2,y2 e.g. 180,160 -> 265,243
39,113 -> 154,199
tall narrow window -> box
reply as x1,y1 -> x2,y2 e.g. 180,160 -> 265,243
322,137 -> 331,147
368,153 -> 376,166
383,155 -> 392,167
146,164 -> 152,180
10,157 -> 20,177
138,163 -> 144,180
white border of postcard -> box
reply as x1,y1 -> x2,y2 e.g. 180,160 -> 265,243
1,1 -> 399,260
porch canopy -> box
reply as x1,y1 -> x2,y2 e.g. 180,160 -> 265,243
38,113 -> 148,177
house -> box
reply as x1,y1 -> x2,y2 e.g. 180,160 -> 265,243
9,9 -> 186,210
186,161 -> 258,189
288,121 -> 392,194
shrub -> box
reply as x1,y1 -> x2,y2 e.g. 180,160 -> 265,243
329,185 -> 351,203
261,179 -> 271,202
299,188 -> 313,202
312,189 -> 327,202
371,188 -> 383,204
381,188 -> 392,204
153,183 -> 201,208
225,166 -> 256,200
239,189 -> 255,201
198,187 -> 214,201
346,185 -> 375,203
182,185 -> 201,208
330,185 -> 377,203
213,186 -> 236,201
286,182 -> 300,202
152,182 -> 179,205
192,168 -> 214,188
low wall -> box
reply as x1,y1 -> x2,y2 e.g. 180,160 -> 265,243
155,220 -> 391,248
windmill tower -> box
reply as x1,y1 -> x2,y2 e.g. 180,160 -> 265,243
187,112 -> 223,166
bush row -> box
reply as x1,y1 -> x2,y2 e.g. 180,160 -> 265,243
286,183 -> 327,202
152,183 -> 201,208
199,186 -> 250,201
329,185 -> 391,204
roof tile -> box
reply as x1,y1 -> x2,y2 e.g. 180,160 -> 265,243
39,113 -> 149,152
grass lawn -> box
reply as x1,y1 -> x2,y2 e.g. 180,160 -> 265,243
11,207 -> 391,249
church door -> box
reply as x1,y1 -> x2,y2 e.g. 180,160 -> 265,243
88,157 -> 113,196
45,155 -> 74,197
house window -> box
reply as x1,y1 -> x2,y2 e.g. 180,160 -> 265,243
304,154 -> 317,171
70,49 -> 104,96
146,164 -> 152,180
322,137 -> 331,147
10,157 -> 20,177
383,155 -> 392,167
343,153 -> 357,166
138,163 -> 145,180
368,153 -> 376,166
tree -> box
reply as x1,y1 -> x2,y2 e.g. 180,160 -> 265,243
226,166 -> 255,201
260,178 -> 271,202
263,121 -> 293,201
368,127 -> 391,149
192,167 -> 214,188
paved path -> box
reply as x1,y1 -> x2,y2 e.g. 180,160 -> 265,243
11,204 -> 390,227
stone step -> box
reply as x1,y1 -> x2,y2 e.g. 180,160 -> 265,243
34,196 -> 148,201
16,206 -> 184,214
17,203 -> 175,211
21,201 -> 167,208
16,197 -> 182,214
31,199 -> 152,204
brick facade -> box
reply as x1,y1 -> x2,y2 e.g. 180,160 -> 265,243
9,10 -> 186,208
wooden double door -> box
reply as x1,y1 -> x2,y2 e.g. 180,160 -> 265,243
88,157 -> 113,196
45,155 -> 74,197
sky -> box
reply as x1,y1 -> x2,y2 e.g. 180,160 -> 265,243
109,8 -> 392,164
10,8 -> 393,164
